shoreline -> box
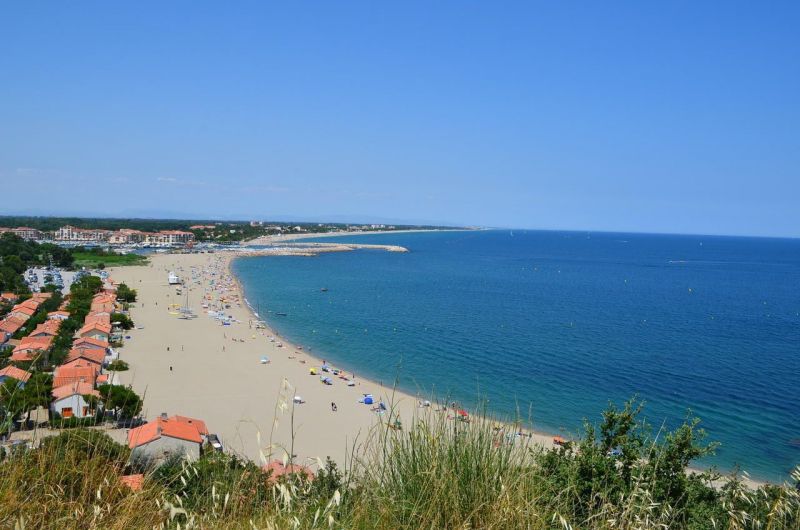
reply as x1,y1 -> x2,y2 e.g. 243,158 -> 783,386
245,227 -> 476,246
110,251 -> 549,475
108,250 -> 769,489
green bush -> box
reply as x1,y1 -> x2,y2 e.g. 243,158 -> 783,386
107,359 -> 129,371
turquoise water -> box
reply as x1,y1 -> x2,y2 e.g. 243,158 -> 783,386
232,230 -> 800,481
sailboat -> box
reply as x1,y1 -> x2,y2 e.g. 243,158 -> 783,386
178,287 -> 198,319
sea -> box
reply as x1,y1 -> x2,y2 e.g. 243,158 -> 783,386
231,230 -> 800,482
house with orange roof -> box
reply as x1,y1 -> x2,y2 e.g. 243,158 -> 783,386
128,414 -> 209,462
47,310 -> 70,321
1,292 -> 19,303
10,336 -> 54,362
84,313 -> 111,327
18,298 -> 41,311
51,382 -> 100,419
29,320 -> 61,338
78,321 -> 112,342
8,304 -> 36,322
31,292 -> 52,302
262,460 -> 315,483
0,316 -> 27,337
72,337 -> 109,350
119,474 -> 144,491
65,347 -> 106,367
0,365 -> 32,386
53,361 -> 98,388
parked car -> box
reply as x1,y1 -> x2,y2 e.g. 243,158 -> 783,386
207,434 -> 223,452
116,417 -> 147,429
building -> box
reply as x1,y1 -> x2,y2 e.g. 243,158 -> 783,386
65,347 -> 106,367
55,225 -> 112,242
128,414 -> 209,463
11,227 -> 42,240
0,365 -> 32,386
51,382 -> 100,419
29,320 -> 61,338
52,360 -> 99,388
145,230 -> 195,246
47,310 -> 71,321
78,321 -> 111,343
262,460 -> 315,483
108,229 -> 148,245
1,292 -> 20,303
0,316 -> 26,337
72,337 -> 109,350
10,336 -> 53,362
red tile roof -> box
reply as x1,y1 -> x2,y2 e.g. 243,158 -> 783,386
84,313 -> 111,326
0,317 -> 26,335
52,381 -> 99,400
120,474 -> 144,491
12,336 -> 54,360
72,337 -> 109,349
30,320 -> 61,337
65,348 -> 106,365
79,322 -> 112,335
17,299 -> 41,311
262,460 -> 315,483
128,415 -> 207,448
48,311 -> 71,319
10,306 -> 36,318
0,365 -> 31,383
171,415 -> 208,436
53,363 -> 97,388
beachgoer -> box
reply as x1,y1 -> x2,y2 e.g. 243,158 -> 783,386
331,402 -> 337,412
170,366 -> 173,372
167,347 -> 170,352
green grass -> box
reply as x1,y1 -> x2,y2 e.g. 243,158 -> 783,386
71,252 -> 148,268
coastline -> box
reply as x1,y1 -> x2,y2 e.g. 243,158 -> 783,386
244,228 -> 476,246
109,250 -> 768,488
109,250 -> 552,474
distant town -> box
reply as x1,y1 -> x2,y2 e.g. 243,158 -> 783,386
0,217 -> 458,248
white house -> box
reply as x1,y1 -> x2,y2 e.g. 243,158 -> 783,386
51,382 -> 100,419
128,414 -> 208,463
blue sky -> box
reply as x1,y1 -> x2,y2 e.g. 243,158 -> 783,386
1,2 -> 798,236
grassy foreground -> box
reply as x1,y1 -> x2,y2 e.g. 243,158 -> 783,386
1,400 -> 798,529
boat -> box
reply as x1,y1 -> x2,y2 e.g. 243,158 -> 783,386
275,312 -> 288,316
320,287 -> 328,292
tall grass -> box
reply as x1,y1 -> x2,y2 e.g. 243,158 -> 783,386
0,401 -> 798,529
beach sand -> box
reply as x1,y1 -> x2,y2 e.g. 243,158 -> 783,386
109,252 -> 554,470
107,251 -> 764,489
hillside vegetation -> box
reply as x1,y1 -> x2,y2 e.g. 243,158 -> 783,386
0,399 -> 797,529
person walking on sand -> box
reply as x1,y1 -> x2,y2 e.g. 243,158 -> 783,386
170,366 -> 173,372
331,402 -> 337,412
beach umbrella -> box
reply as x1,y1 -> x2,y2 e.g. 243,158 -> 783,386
457,410 -> 469,417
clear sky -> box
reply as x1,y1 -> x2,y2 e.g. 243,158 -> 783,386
1,2 -> 798,237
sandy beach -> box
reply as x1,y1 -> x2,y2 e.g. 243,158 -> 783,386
110,252 -> 553,471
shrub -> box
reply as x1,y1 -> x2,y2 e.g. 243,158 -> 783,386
107,359 -> 129,371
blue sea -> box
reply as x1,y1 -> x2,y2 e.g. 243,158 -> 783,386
232,230 -> 800,481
